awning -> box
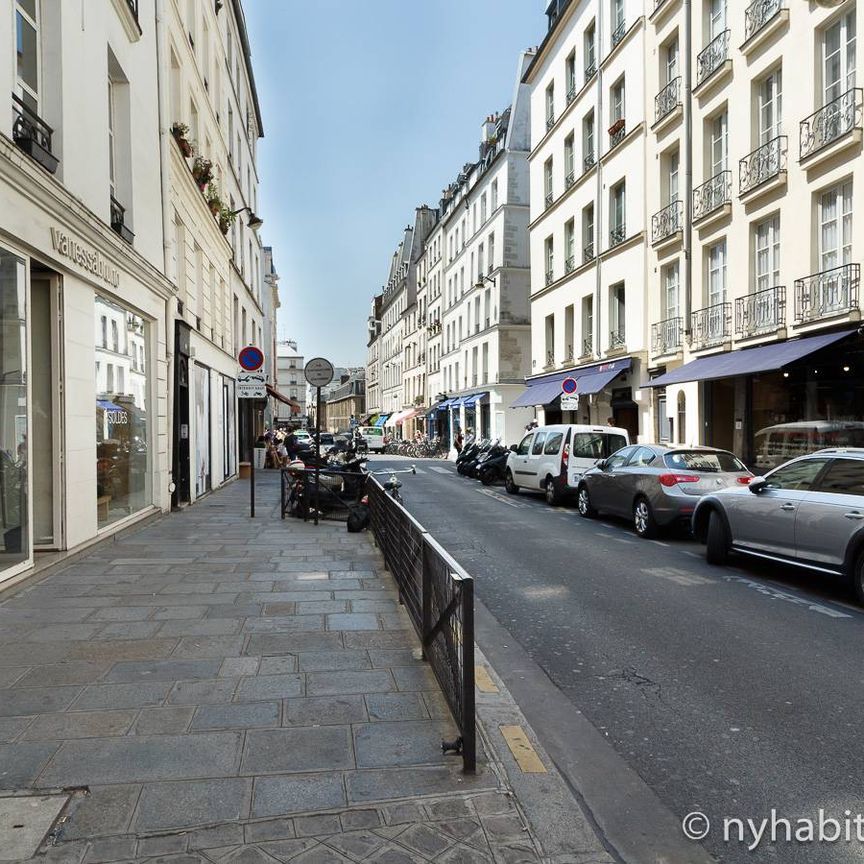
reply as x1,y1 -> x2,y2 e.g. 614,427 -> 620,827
363,414 -> 379,425
643,329 -> 857,388
266,384 -> 301,412
396,408 -> 422,425
511,358 -> 632,407
461,392 -> 487,407
97,399 -> 126,412
440,397 -> 459,408
374,414 -> 390,427
425,401 -> 442,416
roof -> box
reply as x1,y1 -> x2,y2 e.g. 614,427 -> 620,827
230,0 -> 264,137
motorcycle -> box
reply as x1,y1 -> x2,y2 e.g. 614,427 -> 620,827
477,445 -> 510,485
455,438 -> 486,475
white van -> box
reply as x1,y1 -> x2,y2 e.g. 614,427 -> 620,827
505,424 -> 630,505
359,426 -> 385,452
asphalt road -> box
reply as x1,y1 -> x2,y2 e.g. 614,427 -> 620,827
369,455 -> 864,864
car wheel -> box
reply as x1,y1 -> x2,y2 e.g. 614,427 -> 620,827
577,484 -> 596,518
545,478 -> 561,506
633,496 -> 658,539
705,510 -> 730,565
504,470 -> 519,495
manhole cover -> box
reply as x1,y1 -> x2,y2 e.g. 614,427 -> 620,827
0,794 -> 70,862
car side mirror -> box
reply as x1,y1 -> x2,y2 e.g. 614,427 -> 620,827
509,444 -> 518,452
749,476 -> 768,494
595,458 -> 607,469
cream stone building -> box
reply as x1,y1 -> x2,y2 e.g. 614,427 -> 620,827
417,221 -> 445,439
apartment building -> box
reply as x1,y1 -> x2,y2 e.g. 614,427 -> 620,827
365,294 -> 382,420
644,0 -> 864,467
519,0 -> 651,442
261,245 -> 282,427
418,221 -> 446,440
275,344 -> 305,424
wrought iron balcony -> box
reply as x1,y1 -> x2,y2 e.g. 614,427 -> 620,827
799,88 -> 863,161
611,20 -> 626,49
583,152 -> 596,172
651,200 -> 683,245
566,83 -> 577,106
545,351 -> 556,369
110,195 -> 135,244
696,30 -> 730,87
744,0 -> 784,42
609,120 -> 626,148
546,113 -> 556,132
565,169 -> 576,189
655,77 -> 681,125
582,335 -> 594,356
609,327 -> 626,349
609,224 -> 626,248
735,286 -> 786,337
585,60 -> 597,82
565,254 -> 576,274
583,243 -> 595,263
794,264 -> 860,323
690,302 -> 732,349
692,170 -> 732,222
12,93 -> 59,174
544,191 -> 554,209
652,317 -> 683,355
564,345 -> 574,363
739,135 -> 787,196
545,269 -> 554,287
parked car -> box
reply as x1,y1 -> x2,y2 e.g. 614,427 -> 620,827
753,421 -> 864,471
577,445 -> 752,538
358,426 -> 385,452
693,448 -> 864,603
504,424 -> 629,505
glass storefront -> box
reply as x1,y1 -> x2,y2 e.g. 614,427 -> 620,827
0,249 -> 28,574
222,375 -> 236,479
95,295 -> 149,528
194,363 -> 211,496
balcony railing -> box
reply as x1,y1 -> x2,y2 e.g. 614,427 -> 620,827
794,263 -> 860,323
690,302 -> 732,349
799,88 -> 864,160
739,135 -> 787,195
110,195 -> 135,244
744,0 -> 784,42
565,168 -> 576,189
545,269 -> 554,287
652,316 -> 683,355
609,120 -> 626,148
564,345 -> 574,363
546,113 -> 556,132
11,93 -> 59,174
611,20 -> 626,49
696,30 -> 730,86
609,224 -> 626,248
545,351 -> 555,369
565,254 -> 576,273
544,191 -> 554,209
585,60 -> 597,82
655,77 -> 681,124
692,170 -> 732,221
610,327 -> 626,349
583,152 -> 596,171
566,83 -> 577,106
584,242 -> 595,263
735,285 -> 786,337
651,200 -> 683,245
582,335 -> 594,356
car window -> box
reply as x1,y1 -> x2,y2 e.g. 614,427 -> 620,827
816,459 -> 864,497
606,446 -> 636,470
517,433 -> 533,456
664,450 -> 747,472
765,458 -> 829,490
604,434 -> 627,457
531,431 -> 548,455
544,432 -> 564,455
628,447 -> 656,467
572,433 -> 605,459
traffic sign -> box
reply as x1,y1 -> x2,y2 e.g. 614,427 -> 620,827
561,377 -> 578,395
305,357 -> 334,388
561,393 -> 579,411
238,346 -> 265,372
237,371 -> 266,399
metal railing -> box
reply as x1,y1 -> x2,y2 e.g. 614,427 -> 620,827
585,60 -> 597,82
652,316 -> 683,354
651,200 -> 683,245
110,195 -> 134,243
546,350 -> 556,368
655,77 -> 681,124
583,152 -> 596,171
12,93 -> 58,174
583,242 -> 595,263
565,169 -> 576,189
545,269 -> 554,286
611,20 -> 626,48
566,83 -> 577,106
735,285 -> 786,337
582,335 -> 594,356
281,466 -> 366,522
544,191 -> 554,209
609,122 -> 626,148
744,0 -> 784,42
739,135 -> 787,195
690,302 -> 732,349
565,254 -> 576,273
794,263 -> 861,323
799,88 -> 863,160
610,326 -> 626,349
609,223 -> 626,248
546,113 -> 556,131
692,170 -> 732,221
696,30 -> 730,86
366,477 -> 476,773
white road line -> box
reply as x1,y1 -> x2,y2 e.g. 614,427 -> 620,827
428,466 -> 452,474
476,488 -> 528,508
721,573 -> 852,619
412,467 -> 426,474
612,537 -> 635,545
651,540 -> 671,547
681,550 -> 701,559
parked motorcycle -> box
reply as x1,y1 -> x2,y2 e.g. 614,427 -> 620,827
477,445 -> 510,485
455,438 -> 487,475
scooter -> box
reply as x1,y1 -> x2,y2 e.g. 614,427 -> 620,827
456,438 -> 487,475
477,446 -> 510,485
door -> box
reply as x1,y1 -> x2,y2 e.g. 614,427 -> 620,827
172,321 -> 191,506
591,445 -> 636,510
615,446 -> 659,516
527,429 -> 548,489
726,458 -> 829,556
795,458 -> 864,569
511,432 -> 535,485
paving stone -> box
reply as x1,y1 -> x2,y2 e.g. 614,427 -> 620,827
283,696 -> 368,727
151,606 -> 210,620
158,620 -> 241,638
172,637 -> 246,659
349,767 -> 495,805
256,657 -> 297,675
343,632 -> 417,649
0,715 -> 33,742
380,803 -> 428,826
439,843 -> 493,863
242,727 -> 354,774
0,686 -> 82,717
68,639 -> 179,662
438,818 -> 485,846
234,674 -> 303,702
260,603 -> 297,617
23,624 -> 104,642
354,720 -> 454,768
251,772 -> 347,818
364,845 -> 424,864
219,657 -> 260,678
365,693 -> 429,722
134,778 -> 252,831
21,709 -> 136,740
92,621 -> 163,639
103,659 -> 222,684
338,809 -> 382,831
17,838 -> 89,864
392,666 -> 439,692
61,785 -> 141,839
293,814 -> 343,837
296,651 -> 371,672
367,650 -> 424,669
219,848 -> 274,864
349,600 -> 399,613
305,671 -> 394,697
132,706 -> 195,735
325,613 -> 380,632
186,823 -> 245,850
89,607 -> 153,622
243,818 -> 296,843
136,834 -> 190,856
72,682 -> 171,710
255,593 -> 331,604
191,702 -> 280,731
206,604 -> 263,619
11,662 -> 111,688
481,814 -> 527,843
294,601 -> 349,615
159,582 -> 218,594
324,829 -> 388,859
256,838 -> 319,862
487,842 -> 541,864
395,823 -> 455,858
426,799 -> 474,820
38,732 -> 243,786
167,678 -> 238,705
82,836 -> 137,863
0,741 -> 58,787
471,793 -> 515,817
421,691 -> 452,720
0,665 -> 27,687
243,616 -> 325,634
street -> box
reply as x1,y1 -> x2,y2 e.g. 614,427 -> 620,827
369,455 -> 864,864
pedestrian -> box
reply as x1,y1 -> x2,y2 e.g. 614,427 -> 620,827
285,428 -> 299,460
606,417 -> 615,427
454,428 -> 464,454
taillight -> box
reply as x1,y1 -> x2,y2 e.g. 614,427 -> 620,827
659,473 -> 701,487
736,476 -> 753,485
561,442 -> 570,471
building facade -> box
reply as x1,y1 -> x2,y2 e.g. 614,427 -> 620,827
275,343 -> 305,425
323,371 -> 366,434
365,294 -> 382,421
261,245 -> 281,427
418,222 -> 445,439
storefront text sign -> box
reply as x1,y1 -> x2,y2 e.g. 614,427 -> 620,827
50,228 -> 120,288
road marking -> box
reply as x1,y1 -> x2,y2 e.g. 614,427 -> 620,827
476,488 -> 528,508
651,540 -> 671,547
475,666 -> 500,693
680,550 -> 701,559
429,466 -> 452,474
721,574 -> 852,619
412,467 -> 426,474
500,725 -> 547,773
612,537 -> 635,545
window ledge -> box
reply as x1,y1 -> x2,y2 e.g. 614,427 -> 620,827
692,59 -> 732,101
740,9 -> 789,58
693,201 -> 732,232
649,0 -> 681,25
799,127 -> 863,170
651,104 -> 683,136
739,171 -> 787,206
111,0 -> 142,41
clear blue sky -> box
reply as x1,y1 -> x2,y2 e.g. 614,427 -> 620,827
245,1 -> 547,367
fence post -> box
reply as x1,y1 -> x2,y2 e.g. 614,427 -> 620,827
421,538 -> 431,661
461,576 -> 476,774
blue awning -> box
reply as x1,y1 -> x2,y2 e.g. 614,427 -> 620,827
97,399 -> 125,412
439,398 -> 458,408
374,414 -> 389,427
643,329 -> 857,388
461,392 -> 487,407
510,358 -> 632,407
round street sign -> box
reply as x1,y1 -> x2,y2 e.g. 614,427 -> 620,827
561,376 -> 578,394
238,345 -> 265,372
305,357 -> 335,388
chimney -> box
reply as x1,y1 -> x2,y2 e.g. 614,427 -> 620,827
481,114 -> 497,143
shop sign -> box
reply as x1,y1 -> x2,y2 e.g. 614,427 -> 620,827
106,409 -> 128,425
50,228 -> 120,288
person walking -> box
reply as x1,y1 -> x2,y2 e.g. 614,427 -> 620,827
454,427 -> 464,455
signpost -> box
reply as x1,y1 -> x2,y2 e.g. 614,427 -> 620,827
238,349 -> 268,518
304,358 -> 335,526
561,376 -> 579,412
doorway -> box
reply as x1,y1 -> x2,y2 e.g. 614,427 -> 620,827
172,321 -> 191,507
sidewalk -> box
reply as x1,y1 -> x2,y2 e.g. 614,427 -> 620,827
0,472 -> 610,864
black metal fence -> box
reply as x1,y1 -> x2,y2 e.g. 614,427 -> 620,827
280,467 -> 365,522
366,477 -> 476,773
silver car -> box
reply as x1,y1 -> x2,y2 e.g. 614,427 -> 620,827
693,448 -> 864,604
577,445 -> 752,538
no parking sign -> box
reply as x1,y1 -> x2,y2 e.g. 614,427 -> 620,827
561,376 -> 579,411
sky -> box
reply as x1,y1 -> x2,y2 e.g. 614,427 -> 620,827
245,0 -> 547,368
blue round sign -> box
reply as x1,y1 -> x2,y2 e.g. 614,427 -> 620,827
238,346 -> 264,371
561,376 -> 578,394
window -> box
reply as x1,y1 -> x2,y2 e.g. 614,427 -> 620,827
111,319 -> 119,352
708,0 -> 726,40
545,313 -> 555,363
765,459 -> 829,490
566,50 -> 576,98
583,110 -> 595,166
666,35 -> 680,84
610,283 -> 626,342
186,0 -> 196,46
491,179 -> 498,211
189,99 -> 199,149
584,21 -> 596,74
758,70 -> 782,144
663,263 -> 680,319
610,181 -> 625,239
611,0 -> 625,34
544,157 -> 553,204
583,203 -> 595,257
532,430 -> 548,455
630,447 -> 657,467
820,180 -> 853,271
517,433 -> 534,455
545,82 -> 555,126
101,315 -> 108,348
564,219 -> 575,269
108,79 -> 116,197
607,446 -> 635,470
564,133 -> 575,182
710,110 -> 728,175
581,295 -> 593,351
708,239 -> 727,305
611,78 -> 625,122
754,216 -> 780,291
823,10 -> 856,105
15,0 -> 40,112
564,304 -> 574,358
817,459 -> 864,496
666,149 -> 679,204
478,243 -> 485,277
480,193 -> 487,224
677,392 -> 686,441
544,236 -> 554,282
544,432 -> 564,455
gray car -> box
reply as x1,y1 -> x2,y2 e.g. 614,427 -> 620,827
577,444 -> 752,538
692,448 -> 864,604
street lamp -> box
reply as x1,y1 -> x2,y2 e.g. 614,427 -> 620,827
231,207 -> 264,231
